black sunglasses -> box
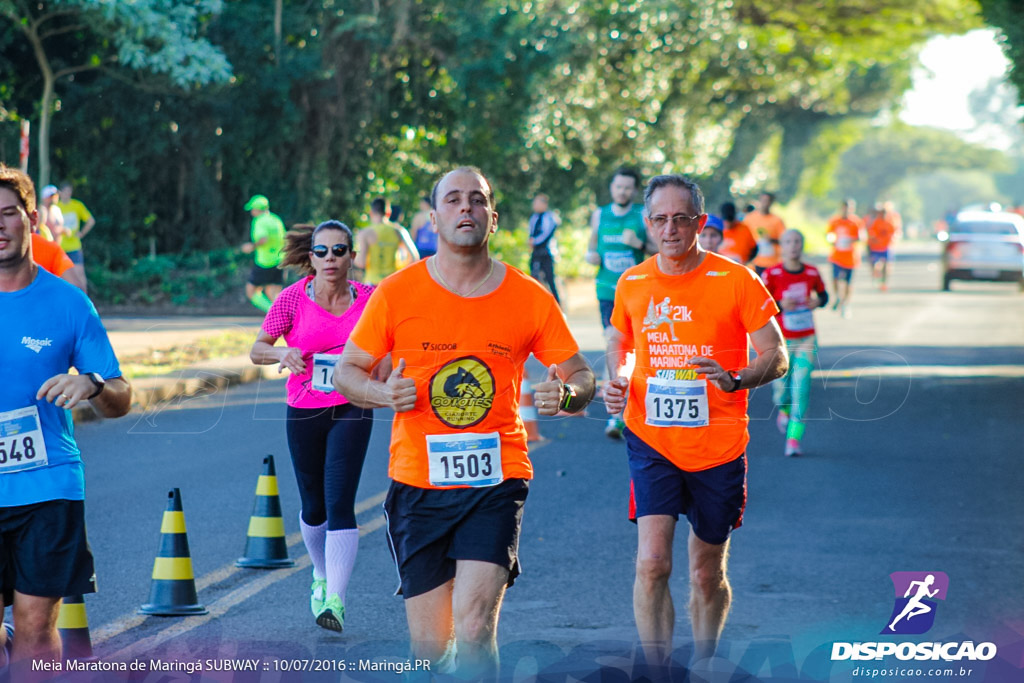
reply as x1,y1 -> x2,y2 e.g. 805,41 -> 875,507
311,243 -> 351,258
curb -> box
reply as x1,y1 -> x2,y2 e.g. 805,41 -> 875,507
71,355 -> 280,424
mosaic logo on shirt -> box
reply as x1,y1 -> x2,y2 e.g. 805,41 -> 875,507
21,336 -> 52,353
430,356 -> 495,428
882,571 -> 949,635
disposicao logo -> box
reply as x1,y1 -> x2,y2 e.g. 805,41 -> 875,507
830,571 -> 998,663
883,571 -> 948,635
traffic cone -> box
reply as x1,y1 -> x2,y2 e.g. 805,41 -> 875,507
520,378 -> 542,442
139,488 -> 208,616
57,595 -> 98,661
236,455 -> 295,568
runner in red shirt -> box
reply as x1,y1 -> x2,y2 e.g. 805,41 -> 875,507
761,229 -> 828,456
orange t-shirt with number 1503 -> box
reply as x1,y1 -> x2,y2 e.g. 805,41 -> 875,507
348,260 -> 579,490
611,253 -> 779,472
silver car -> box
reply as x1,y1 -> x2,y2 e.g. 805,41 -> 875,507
940,211 -> 1024,291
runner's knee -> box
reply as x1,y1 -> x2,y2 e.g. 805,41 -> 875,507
636,554 -> 673,586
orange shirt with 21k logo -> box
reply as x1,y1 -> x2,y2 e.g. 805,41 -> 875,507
611,253 -> 779,472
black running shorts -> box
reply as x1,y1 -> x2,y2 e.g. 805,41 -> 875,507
0,499 -> 96,606
384,478 -> 529,599
248,263 -> 283,286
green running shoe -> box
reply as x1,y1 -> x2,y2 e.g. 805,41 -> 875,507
316,593 -> 345,633
310,577 -> 327,617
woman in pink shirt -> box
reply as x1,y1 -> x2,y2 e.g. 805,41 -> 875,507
249,220 -> 375,633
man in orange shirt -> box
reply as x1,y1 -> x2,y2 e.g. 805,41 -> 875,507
826,198 -> 864,318
745,191 -> 786,274
336,167 -> 594,680
30,234 -> 84,291
604,174 -> 788,674
718,201 -> 757,265
866,205 -> 898,291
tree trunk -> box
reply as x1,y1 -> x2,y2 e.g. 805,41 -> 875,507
274,0 -> 282,58
23,21 -> 55,187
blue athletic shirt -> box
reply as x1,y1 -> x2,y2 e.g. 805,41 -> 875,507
0,268 -> 121,506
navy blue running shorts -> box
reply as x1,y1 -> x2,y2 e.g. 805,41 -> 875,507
0,499 -> 96,606
599,299 -> 616,330
384,478 -> 529,599
625,428 -> 746,545
832,263 -> 854,283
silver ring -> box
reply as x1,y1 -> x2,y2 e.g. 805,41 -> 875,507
538,400 -> 545,408
60,394 -> 69,400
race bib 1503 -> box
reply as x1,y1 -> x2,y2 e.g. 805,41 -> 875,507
426,432 -> 503,487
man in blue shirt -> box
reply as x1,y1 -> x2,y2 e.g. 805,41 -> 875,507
0,165 -> 132,673
528,193 -> 562,306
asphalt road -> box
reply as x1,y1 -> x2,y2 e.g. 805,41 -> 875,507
8,245 -> 1024,682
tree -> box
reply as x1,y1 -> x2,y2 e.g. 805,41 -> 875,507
0,0 -> 231,186
979,0 -> 1024,101
825,123 -> 1009,211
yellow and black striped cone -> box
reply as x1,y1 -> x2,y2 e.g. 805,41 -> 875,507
57,595 -> 98,662
236,455 -> 295,568
139,488 -> 208,616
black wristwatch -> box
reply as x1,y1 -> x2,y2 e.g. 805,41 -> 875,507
725,371 -> 742,393
85,372 -> 105,399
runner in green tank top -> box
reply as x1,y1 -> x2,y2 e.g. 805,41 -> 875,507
586,167 -> 656,438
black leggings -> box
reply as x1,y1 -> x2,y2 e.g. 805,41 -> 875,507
285,403 -> 373,530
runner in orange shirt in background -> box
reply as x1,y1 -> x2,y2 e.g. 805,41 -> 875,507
866,205 -> 898,291
745,191 -> 786,274
30,233 -> 84,291
826,198 -> 864,318
604,174 -> 788,676
336,166 -> 594,680
718,202 -> 757,266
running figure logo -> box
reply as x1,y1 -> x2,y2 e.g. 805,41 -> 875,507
641,297 -> 679,341
882,571 -> 949,635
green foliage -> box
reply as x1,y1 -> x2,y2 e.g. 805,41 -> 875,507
980,0 -> 1024,99
86,248 -> 249,306
820,123 -> 1010,213
0,0 -> 987,293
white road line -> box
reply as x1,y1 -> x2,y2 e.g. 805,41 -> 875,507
92,490 -> 388,647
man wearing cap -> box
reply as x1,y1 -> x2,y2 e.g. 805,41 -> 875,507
38,186 -> 63,243
241,194 -> 286,312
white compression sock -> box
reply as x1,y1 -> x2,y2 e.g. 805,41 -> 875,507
325,528 -> 360,603
299,516 -> 327,580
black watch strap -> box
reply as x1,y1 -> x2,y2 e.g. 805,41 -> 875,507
729,372 -> 742,393
86,373 -> 105,399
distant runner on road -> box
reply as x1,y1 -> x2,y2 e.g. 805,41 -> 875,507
826,198 -> 864,318
761,229 -> 827,457
241,194 -> 286,313
587,167 -> 655,440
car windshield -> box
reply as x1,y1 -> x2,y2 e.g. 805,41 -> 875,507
952,221 -> 1019,236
